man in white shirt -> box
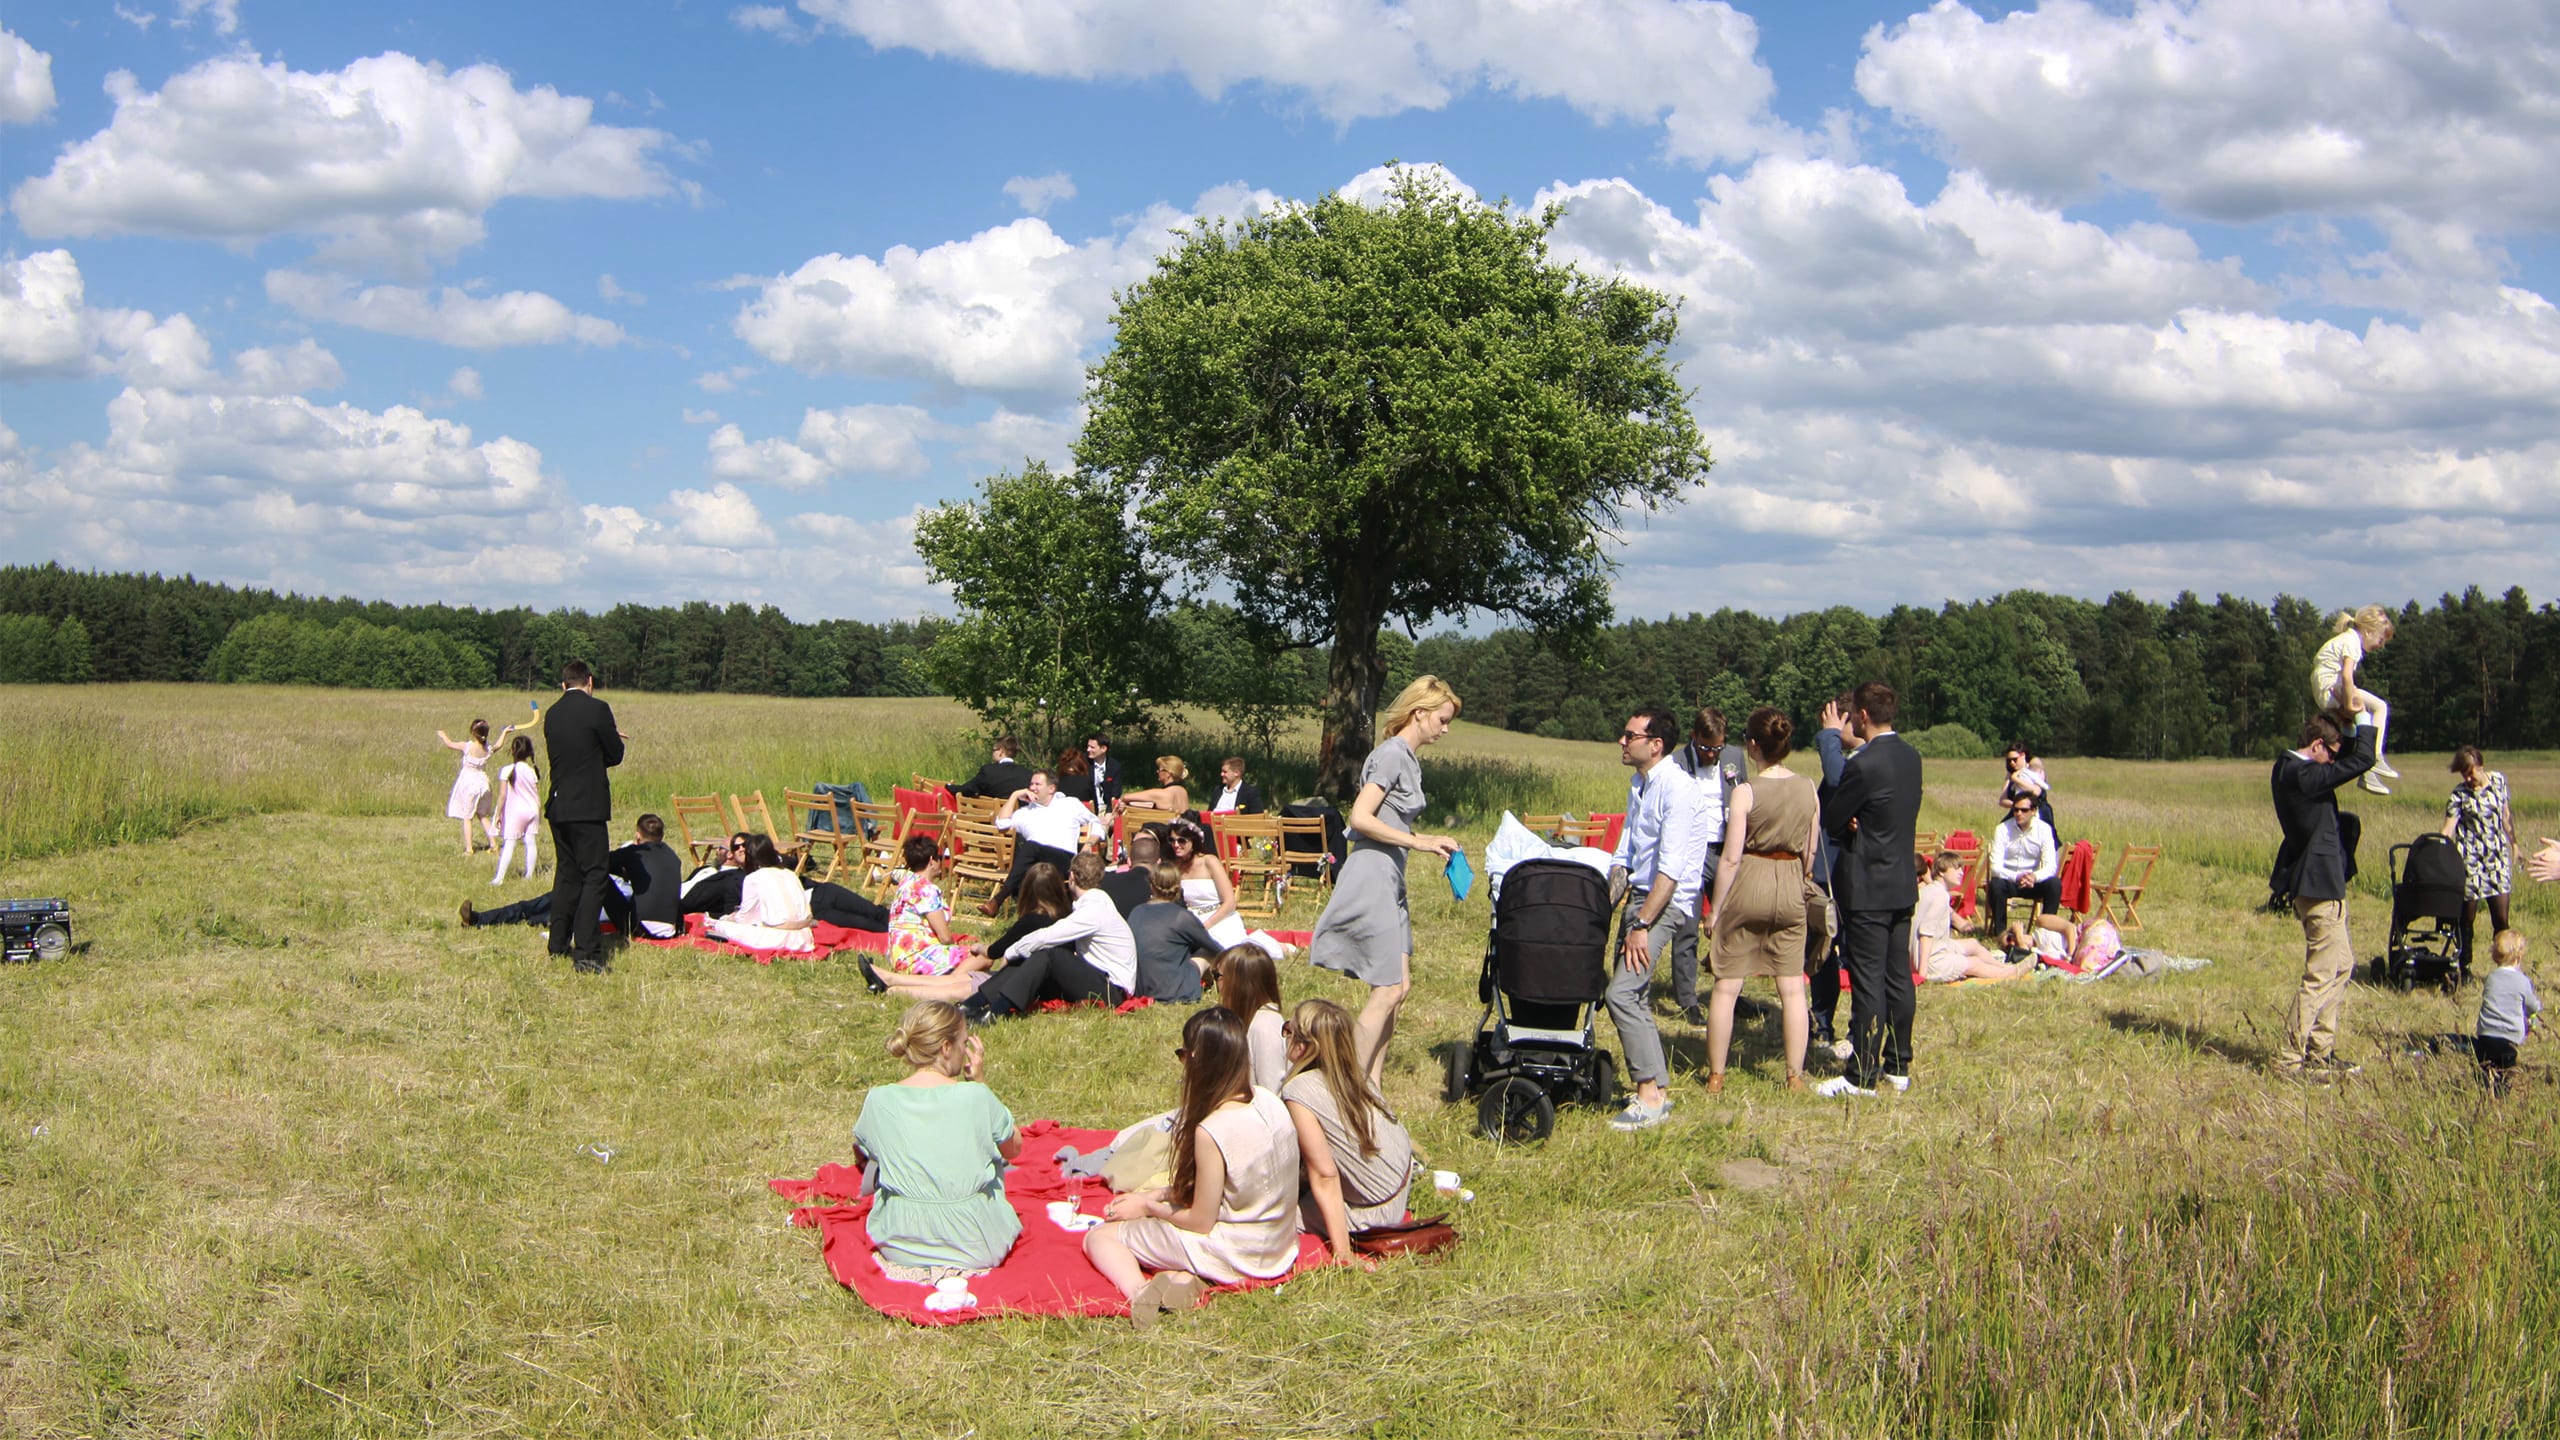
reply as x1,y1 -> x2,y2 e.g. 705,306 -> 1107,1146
963,852 -> 1137,1017
1667,706 -> 1744,1024
1983,799 -> 2062,925
980,769 -> 1104,916
1604,705 -> 1708,1132
1208,757 -> 1267,814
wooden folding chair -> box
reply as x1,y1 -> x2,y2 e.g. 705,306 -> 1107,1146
944,818 -> 1015,911
952,794 -> 1003,823
847,800 -> 904,897
1518,814 -> 1580,845
670,794 -> 731,867
1120,803 -> 1181,834
784,789 -> 855,882
1215,813 -> 1289,918
1913,830 -> 1942,860
1277,814 -> 1335,901
729,790 -> 784,855
2089,844 -> 2160,932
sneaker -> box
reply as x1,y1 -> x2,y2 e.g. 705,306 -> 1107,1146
2374,760 -> 2401,779
2361,775 -> 2391,795
1814,1075 -> 1876,1099
1609,1097 -> 1674,1131
457,901 -> 477,928
1680,1004 -> 1708,1028
1882,1074 -> 1912,1093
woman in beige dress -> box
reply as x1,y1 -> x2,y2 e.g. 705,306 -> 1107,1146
1704,707 -> 1820,1093
1083,1006 -> 1302,1328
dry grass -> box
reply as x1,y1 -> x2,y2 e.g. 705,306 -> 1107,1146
0,687 -> 2554,1438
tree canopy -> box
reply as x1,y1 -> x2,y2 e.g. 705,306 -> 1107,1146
1076,168 -> 1709,796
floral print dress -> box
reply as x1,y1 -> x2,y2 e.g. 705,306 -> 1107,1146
888,873 -> 968,976
2445,773 -> 2513,902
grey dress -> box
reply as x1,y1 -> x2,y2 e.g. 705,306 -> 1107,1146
1310,737 -> 1424,985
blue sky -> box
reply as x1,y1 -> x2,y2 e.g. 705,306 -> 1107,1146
3,0 -> 2556,624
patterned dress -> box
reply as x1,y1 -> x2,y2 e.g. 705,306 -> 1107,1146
888,874 -> 969,976
2446,773 -> 2513,902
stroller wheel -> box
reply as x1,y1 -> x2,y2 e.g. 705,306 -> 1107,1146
1477,1076 -> 1555,1145
1444,1043 -> 1473,1104
1587,1050 -> 1619,1108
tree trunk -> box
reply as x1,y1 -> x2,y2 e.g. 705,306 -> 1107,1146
1316,608 -> 1389,802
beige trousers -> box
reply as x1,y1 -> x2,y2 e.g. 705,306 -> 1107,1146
2279,897 -> 2353,1069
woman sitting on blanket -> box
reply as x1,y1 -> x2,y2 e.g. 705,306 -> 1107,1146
705,834 -> 816,952
1084,1005 -> 1303,1328
852,1001 -> 1024,1282
1282,997 -> 1415,1266
885,833 -> 983,978
1913,852 -> 2033,984
981,861 -> 1071,961
1217,943 -> 1289,1091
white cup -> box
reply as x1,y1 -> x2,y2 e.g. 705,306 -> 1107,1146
1432,1169 -> 1461,1194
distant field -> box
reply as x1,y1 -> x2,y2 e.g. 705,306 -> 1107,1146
0,686 -> 2553,1438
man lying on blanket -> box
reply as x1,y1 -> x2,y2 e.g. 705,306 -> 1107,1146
460,814 -> 682,937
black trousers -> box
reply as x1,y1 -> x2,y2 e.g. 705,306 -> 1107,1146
477,887 -> 632,935
1984,873 -> 2062,922
971,944 -> 1121,1015
546,819 -> 613,968
1840,905 -> 1915,1086
994,841 -> 1077,905
2475,1035 -> 2519,1071
2459,895 -> 2511,968
807,881 -> 888,931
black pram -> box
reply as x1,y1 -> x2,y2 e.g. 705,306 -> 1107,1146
2378,833 -> 2469,989
1443,858 -> 1619,1143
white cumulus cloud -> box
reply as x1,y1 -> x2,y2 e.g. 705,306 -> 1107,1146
3,248 -> 341,394
264,270 -> 629,349
11,51 -> 678,274
707,403 -> 938,488
0,26 -> 55,125
1855,0 -> 2560,228
1002,172 -> 1077,214
792,0 -> 1790,164
176,0 -> 243,36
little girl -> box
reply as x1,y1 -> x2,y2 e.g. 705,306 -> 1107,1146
886,834 -> 983,979
1913,853 -> 2033,984
434,718 -> 509,855
2311,606 -> 2397,794
852,1001 -> 1024,1281
1217,944 -> 1287,1091
490,735 -> 541,884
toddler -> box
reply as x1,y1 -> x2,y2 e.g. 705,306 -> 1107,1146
2475,929 -> 2539,1095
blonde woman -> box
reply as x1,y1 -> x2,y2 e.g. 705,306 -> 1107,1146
1310,675 -> 1464,1084
1282,997 -> 1415,1265
1120,756 -> 1193,815
851,1001 -> 1023,1281
2311,606 -> 2397,794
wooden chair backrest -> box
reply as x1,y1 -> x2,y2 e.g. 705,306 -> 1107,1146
2091,844 -> 2162,930
784,789 -> 849,880
730,790 -> 783,851
670,793 -> 730,867
1276,815 -> 1334,889
1215,813 -> 1289,917
953,794 -> 1004,822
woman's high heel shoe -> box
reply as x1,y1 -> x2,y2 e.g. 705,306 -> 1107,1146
1703,1072 -> 1726,1094
1785,1072 -> 1808,1093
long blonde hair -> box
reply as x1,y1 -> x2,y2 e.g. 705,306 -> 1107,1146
885,1000 -> 967,1075
2331,605 -> 2392,642
1380,674 -> 1461,739
1285,997 -> 1390,1157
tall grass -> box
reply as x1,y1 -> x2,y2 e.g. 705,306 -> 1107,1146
1,687 -> 2555,1437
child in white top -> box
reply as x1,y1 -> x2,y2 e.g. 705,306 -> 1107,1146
2310,605 -> 2396,794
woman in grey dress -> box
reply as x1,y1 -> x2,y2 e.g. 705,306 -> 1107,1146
1310,674 -> 1463,1084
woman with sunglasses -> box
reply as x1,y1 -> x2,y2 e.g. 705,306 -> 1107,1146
1084,1007 -> 1302,1328
704,833 -> 816,953
1982,796 -> 2062,930
1281,998 -> 1413,1266
1167,818 -> 1295,962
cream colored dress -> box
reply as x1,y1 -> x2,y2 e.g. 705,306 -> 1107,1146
1117,1088 -> 1301,1283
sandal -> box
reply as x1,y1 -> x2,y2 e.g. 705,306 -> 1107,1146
1130,1272 -> 1205,1330
1784,1072 -> 1808,1093
1703,1072 -> 1726,1094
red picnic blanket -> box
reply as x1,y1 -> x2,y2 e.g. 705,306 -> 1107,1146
634,913 -> 892,963
771,1120 -> 1326,1325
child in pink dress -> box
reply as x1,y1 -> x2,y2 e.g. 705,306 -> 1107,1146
490,735 -> 542,884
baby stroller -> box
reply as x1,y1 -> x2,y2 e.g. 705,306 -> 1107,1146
1443,858 -> 1618,1143
2377,833 -> 2469,989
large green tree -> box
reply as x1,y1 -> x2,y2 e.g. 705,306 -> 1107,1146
1076,168 -> 1710,798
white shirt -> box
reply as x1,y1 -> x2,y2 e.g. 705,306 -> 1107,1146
1007,889 -> 1138,993
1213,783 -> 1243,812
1609,759 -> 1709,913
996,794 -> 1099,853
1989,817 -> 2060,884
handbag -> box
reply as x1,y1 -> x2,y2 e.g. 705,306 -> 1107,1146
1349,1214 -> 1459,1259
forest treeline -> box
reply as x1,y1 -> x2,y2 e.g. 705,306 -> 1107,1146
0,564 -> 2551,759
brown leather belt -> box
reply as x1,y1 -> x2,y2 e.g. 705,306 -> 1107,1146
1747,848 -> 1803,861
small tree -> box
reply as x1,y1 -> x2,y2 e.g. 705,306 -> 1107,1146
914,461 -> 1169,751
53,616 -> 93,684
1079,168 -> 1708,797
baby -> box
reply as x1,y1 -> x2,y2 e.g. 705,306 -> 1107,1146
2475,929 -> 2540,1095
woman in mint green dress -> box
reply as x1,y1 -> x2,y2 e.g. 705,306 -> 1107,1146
852,1001 -> 1025,1281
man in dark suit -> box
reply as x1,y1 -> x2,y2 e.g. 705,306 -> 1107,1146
953,736 -> 1032,799
2269,711 -> 2377,1079
543,659 -> 626,973
1817,681 -> 1923,1098
1083,733 -> 1124,811
1206,757 -> 1267,815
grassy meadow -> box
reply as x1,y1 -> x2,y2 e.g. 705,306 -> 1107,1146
0,685 -> 2555,1439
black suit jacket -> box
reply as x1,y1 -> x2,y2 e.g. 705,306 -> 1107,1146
542,688 -> 624,824
1211,780 -> 1268,815
1087,754 -> 1123,810
609,840 -> 684,931
955,759 -> 1032,799
1821,731 -> 1923,913
2269,724 -> 2376,903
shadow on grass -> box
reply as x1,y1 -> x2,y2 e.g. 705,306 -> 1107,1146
2103,1007 -> 2273,1069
